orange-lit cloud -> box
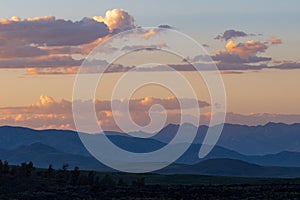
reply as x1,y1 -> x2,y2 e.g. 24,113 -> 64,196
139,29 -> 158,39
0,96 -> 299,131
24,16 -> 55,22
225,40 -> 268,59
0,16 -> 21,24
0,96 -> 209,131
0,15 -> 296,74
25,67 -> 79,75
268,36 -> 282,44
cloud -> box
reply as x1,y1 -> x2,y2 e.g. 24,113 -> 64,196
219,71 -> 244,75
0,10 -> 161,73
0,15 -> 294,75
212,52 -> 271,64
158,25 -> 174,29
121,41 -> 167,51
0,55 -> 83,69
0,96 -> 209,131
24,63 -> 135,75
224,40 -> 268,59
269,62 -> 300,70
268,36 -> 282,44
139,29 -> 159,39
0,16 -> 109,46
0,16 -> 20,24
25,60 -> 300,75
170,61 -> 300,72
0,41 -> 49,58
93,9 -> 135,32
183,55 -> 212,62
0,96 -> 299,131
163,63 -> 265,71
185,53 -> 271,65
25,67 -> 79,75
215,29 -> 252,41
0,14 -> 112,71
127,96 -> 209,111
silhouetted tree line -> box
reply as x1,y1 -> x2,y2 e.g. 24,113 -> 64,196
0,160 -> 299,199
0,160 -> 145,187
0,160 -> 34,177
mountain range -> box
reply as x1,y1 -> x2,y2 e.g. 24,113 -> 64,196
0,123 -> 300,177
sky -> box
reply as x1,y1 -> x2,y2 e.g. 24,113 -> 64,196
0,0 -> 300,131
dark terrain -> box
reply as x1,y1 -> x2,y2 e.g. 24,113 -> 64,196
0,161 -> 300,199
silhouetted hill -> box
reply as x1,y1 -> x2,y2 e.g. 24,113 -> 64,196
0,142 -> 111,170
0,126 -> 90,156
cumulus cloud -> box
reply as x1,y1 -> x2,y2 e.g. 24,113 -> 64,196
215,29 -> 252,41
93,9 -> 135,32
224,40 -> 268,59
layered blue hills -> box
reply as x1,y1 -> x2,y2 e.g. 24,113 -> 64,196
0,123 -> 300,177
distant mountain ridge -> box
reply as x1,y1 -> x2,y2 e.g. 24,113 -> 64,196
154,122 -> 300,155
0,123 -> 300,177
2,122 -> 300,155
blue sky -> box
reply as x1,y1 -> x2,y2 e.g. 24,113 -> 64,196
2,0 -> 299,59
2,0 -> 299,30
